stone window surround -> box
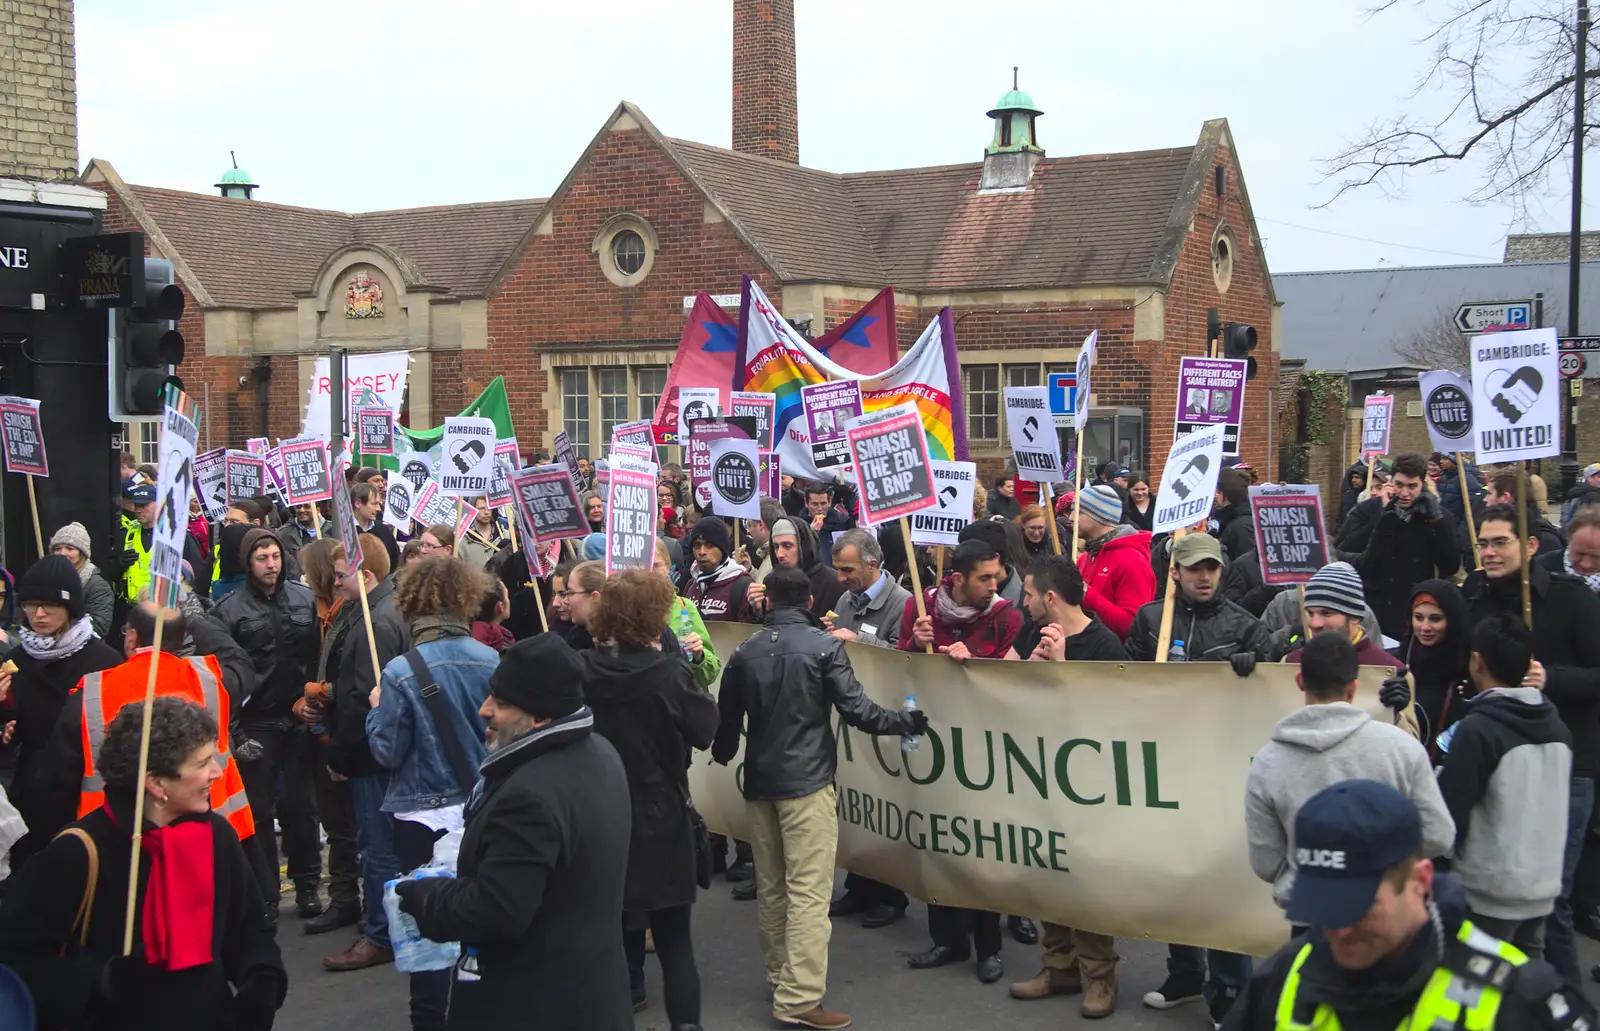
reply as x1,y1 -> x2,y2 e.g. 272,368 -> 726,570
592,212 -> 659,288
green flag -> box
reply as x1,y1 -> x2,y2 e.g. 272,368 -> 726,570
352,376 -> 517,470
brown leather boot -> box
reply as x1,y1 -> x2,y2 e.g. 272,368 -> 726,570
1081,973 -> 1118,1018
322,935 -> 394,972
780,1005 -> 852,1029
1009,965 -> 1083,999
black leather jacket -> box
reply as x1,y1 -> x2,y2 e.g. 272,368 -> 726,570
207,573 -> 318,725
712,607 -> 918,800
1125,591 -> 1271,663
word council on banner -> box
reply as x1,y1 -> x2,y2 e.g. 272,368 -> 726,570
509,464 -> 588,542
1361,392 -> 1394,456
439,416 -> 497,496
606,455 -> 659,574
1003,386 -> 1064,482
801,380 -> 863,471
1152,422 -> 1226,534
0,396 -> 48,477
1418,370 -> 1474,454
708,437 -> 764,520
1470,325 -> 1561,463
1174,357 -> 1248,456
910,460 -> 977,547
845,403 -> 937,526
1249,484 -> 1329,585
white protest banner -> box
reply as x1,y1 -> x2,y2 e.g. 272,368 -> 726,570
1151,423 -> 1226,535
605,455 -> 659,574
910,460 -> 977,547
486,439 -> 519,508
357,407 -> 396,456
846,403 -> 937,527
439,416 -> 497,497
688,416 -> 759,511
0,396 -> 48,476
708,437 -> 763,520
1360,393 -> 1395,456
224,450 -> 264,504
150,388 -> 201,607
1073,330 -> 1098,434
1003,386 -> 1063,483
193,447 -> 229,518
677,387 -> 721,445
280,437 -> 334,505
383,477 -> 415,532
1418,370 -> 1475,454
411,479 -> 476,538
801,379 -> 863,471
1470,325 -> 1561,462
509,464 -> 589,542
1249,485 -> 1329,585
302,349 -> 410,442
692,623 -> 1398,958
397,450 -> 432,493
609,419 -> 656,459
730,391 -> 777,452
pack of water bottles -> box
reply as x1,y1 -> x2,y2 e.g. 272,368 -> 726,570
383,827 -> 467,973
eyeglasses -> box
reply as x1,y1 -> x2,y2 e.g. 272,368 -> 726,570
1477,537 -> 1521,550
21,601 -> 57,613
555,589 -> 581,599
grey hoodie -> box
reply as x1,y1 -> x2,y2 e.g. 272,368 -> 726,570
1245,702 -> 1455,909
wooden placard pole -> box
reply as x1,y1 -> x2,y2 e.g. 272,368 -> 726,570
1069,426 -> 1085,561
355,564 -> 382,696
26,474 -> 42,558
1456,453 -> 1480,570
1153,528 -> 1187,663
123,609 -> 167,954
1042,481 -> 1064,557
933,545 -> 945,588
1516,465 -> 1533,628
900,517 -> 931,655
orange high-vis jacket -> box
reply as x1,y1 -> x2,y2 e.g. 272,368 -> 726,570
76,650 -> 255,841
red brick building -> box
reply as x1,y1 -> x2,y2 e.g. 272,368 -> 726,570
84,0 -> 1279,479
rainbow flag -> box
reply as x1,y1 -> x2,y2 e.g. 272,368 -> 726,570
735,275 -> 966,480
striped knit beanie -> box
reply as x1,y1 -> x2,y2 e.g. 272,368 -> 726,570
1077,484 -> 1124,527
1302,561 -> 1365,617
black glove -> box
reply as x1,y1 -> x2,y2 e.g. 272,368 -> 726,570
232,972 -> 284,1031
1379,675 -> 1411,711
1229,652 -> 1257,678
1409,491 -> 1440,521
98,953 -> 142,1004
907,710 -> 930,735
394,877 -> 428,916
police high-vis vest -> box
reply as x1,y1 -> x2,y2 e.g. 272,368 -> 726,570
122,522 -> 152,602
76,650 -> 255,842
1274,919 -> 1528,1030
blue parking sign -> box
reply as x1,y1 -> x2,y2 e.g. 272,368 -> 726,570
1048,372 -> 1077,426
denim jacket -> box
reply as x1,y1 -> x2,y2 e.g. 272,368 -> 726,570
366,617 -> 498,813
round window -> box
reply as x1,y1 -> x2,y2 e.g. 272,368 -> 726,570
611,230 -> 647,277
1211,229 -> 1235,293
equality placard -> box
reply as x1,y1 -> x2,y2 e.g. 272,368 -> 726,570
411,478 -> 476,539
609,419 -> 656,459
439,416 -> 497,497
910,460 -> 977,547
845,403 -> 937,526
801,380 -> 863,470
1249,484 -> 1329,585
0,396 -> 48,477
730,391 -> 777,452
708,437 -> 763,520
509,464 -> 588,542
676,387 -> 720,445
605,455 -> 659,574
1360,393 -> 1395,456
1418,370 -> 1475,454
383,477 -> 415,532
357,407 -> 395,456
1470,325 -> 1561,462
1152,422 -> 1226,535
281,437 -> 334,505
1174,357 -> 1248,456
1004,386 -> 1063,483
194,447 -> 229,518
224,450 -> 264,505
688,416 -> 759,511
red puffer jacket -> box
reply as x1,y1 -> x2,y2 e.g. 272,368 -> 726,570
1076,529 -> 1155,641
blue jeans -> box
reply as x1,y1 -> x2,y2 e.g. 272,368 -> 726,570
349,774 -> 397,949
1168,945 -> 1252,1004
1546,775 -> 1594,984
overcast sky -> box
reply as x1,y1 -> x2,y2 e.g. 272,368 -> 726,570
75,0 -> 1595,274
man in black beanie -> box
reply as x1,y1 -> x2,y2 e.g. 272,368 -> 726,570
678,516 -> 752,623
397,634 -> 634,1030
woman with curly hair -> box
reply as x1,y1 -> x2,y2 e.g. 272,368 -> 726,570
366,556 -> 499,1031
0,696 -> 286,1031
582,571 -> 719,1024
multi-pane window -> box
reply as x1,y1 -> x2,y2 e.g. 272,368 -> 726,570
561,369 -> 590,453
597,368 -> 629,443
636,366 -> 667,422
966,365 -> 999,443
122,422 -> 160,466
1005,364 -> 1041,388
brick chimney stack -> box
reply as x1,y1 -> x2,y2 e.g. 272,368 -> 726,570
732,0 -> 799,164
0,0 -> 79,180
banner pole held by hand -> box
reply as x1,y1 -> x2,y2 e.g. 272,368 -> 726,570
123,609 -> 167,954
1516,465 -> 1533,628
1456,453 -> 1480,570
1154,528 -> 1186,664
26,474 -> 42,558
1043,481 -> 1064,557
900,517 -> 931,655
1070,426 -> 1085,561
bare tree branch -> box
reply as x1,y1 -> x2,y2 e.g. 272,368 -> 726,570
1395,308 -> 1473,372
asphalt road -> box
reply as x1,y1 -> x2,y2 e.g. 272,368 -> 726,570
274,871 -> 1600,1030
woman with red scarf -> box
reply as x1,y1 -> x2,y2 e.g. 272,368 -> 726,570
0,696 -> 285,1030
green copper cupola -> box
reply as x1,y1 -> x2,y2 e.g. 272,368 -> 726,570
981,69 -> 1044,190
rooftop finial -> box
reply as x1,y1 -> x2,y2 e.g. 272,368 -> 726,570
230,150 -> 238,169
1013,66 -> 1018,90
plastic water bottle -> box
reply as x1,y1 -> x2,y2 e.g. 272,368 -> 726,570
384,869 -> 462,972
901,694 -> 921,754
676,601 -> 695,640
1168,639 -> 1188,663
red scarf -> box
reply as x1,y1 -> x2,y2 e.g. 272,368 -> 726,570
139,819 -> 216,970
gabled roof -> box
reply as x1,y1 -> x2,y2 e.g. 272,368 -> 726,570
83,159 -> 544,309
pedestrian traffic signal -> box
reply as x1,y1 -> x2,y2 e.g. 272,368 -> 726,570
1221,321 -> 1258,380
109,259 -> 184,418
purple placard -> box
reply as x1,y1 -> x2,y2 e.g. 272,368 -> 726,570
760,451 -> 781,500
800,380 -> 864,470
1173,356 -> 1248,457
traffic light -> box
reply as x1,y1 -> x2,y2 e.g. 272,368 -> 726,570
109,259 -> 184,418
1221,321 -> 1258,380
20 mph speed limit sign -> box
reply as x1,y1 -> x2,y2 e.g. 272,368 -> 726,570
1561,351 -> 1586,378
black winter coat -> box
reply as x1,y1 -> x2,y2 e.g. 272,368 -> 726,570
1214,502 -> 1256,563
326,580 -> 410,777
583,646 -> 718,915
712,607 -> 918,800
399,712 -> 633,1031
1222,548 -> 1283,617
0,799 -> 285,1031
1461,565 -> 1600,776
1389,577 -> 1472,757
1436,462 -> 1483,564
1125,592 -> 1271,663
1355,495 -> 1460,640
207,574 -> 318,724
1333,496 -> 1383,557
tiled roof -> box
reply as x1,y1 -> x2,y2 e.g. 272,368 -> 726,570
352,200 -> 546,298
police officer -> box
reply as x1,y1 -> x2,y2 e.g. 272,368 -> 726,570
117,475 -> 202,615
1223,780 -> 1594,1030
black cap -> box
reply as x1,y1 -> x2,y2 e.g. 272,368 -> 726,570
1287,780 -> 1422,929
489,634 -> 586,719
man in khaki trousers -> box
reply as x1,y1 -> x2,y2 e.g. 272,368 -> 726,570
713,566 -> 927,1030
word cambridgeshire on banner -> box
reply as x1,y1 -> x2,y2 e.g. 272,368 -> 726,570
692,622 -> 1397,957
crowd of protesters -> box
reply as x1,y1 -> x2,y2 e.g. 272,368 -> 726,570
0,446 -> 1592,1029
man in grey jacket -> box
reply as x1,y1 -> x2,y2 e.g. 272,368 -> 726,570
1244,632 -> 1454,915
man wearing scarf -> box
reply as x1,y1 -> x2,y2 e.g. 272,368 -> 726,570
678,516 -> 752,623
1537,502 -> 1600,595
